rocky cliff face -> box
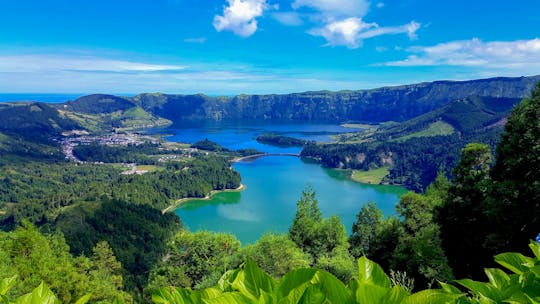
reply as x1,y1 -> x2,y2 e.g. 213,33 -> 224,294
133,75 -> 540,123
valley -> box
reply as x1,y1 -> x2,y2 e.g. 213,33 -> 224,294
1,76 -> 539,302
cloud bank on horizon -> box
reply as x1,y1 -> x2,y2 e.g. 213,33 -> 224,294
0,0 -> 539,93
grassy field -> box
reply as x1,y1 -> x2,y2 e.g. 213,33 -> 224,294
350,167 -> 390,184
135,165 -> 163,172
395,121 -> 455,142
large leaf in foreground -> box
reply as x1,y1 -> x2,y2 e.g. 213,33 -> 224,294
276,268 -> 352,304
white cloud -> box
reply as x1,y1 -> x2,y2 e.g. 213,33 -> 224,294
213,0 -> 268,37
310,18 -> 375,48
183,37 -> 207,43
292,0 -> 370,18
292,0 -> 420,48
272,11 -> 303,26
310,18 -> 420,49
383,38 -> 540,73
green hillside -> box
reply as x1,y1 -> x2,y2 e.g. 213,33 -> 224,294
64,94 -> 136,114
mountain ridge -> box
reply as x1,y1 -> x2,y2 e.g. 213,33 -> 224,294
130,75 -> 540,123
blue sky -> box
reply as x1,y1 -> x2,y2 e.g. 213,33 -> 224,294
1,0 -> 539,94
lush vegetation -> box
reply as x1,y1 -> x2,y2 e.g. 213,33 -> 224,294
0,82 -> 538,303
301,94 -> 520,191
255,133 -> 307,147
0,156 -> 240,221
191,139 -> 230,152
5,241 -> 540,303
302,127 -> 503,191
0,223 -> 130,303
0,155 -> 240,297
72,142 -> 165,164
152,241 -> 540,304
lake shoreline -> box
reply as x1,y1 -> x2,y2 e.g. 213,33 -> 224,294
161,183 -> 246,214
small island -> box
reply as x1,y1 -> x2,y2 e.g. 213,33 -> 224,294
255,133 -> 308,147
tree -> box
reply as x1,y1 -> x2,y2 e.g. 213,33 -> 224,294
0,222 -> 129,303
486,82 -> 540,255
436,143 -> 492,279
148,230 -> 241,290
240,234 -> 311,278
393,192 -> 453,288
288,187 -> 355,280
349,202 -> 383,258
288,186 -> 323,259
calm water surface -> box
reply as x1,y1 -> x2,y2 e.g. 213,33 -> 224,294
165,121 -> 407,244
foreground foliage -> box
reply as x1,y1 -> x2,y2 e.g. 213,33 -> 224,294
152,241 -> 540,304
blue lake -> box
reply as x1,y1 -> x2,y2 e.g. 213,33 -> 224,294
162,121 -> 407,244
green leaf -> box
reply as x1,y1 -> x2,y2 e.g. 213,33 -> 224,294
297,286 -> 326,304
152,287 -> 188,304
203,292 -> 254,304
529,241 -> 540,260
276,268 -> 317,303
403,289 -> 463,304
356,256 -> 391,288
219,269 -> 241,292
309,270 -> 352,304
14,282 -> 59,304
456,279 -> 501,302
380,286 -> 410,303
495,252 -> 535,275
0,276 -> 17,296
438,282 -> 462,295
231,260 -> 276,300
276,268 -> 351,304
484,268 -> 510,289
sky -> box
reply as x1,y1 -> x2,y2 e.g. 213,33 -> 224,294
0,0 -> 539,94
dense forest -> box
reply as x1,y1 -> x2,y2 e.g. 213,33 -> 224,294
0,82 -> 539,303
255,133 -> 308,147
301,94 -> 516,191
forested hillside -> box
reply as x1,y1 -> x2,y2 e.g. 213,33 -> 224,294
301,94 -> 522,191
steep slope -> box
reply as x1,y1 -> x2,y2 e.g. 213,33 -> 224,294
0,102 -> 81,160
371,95 -> 522,141
132,75 -> 540,123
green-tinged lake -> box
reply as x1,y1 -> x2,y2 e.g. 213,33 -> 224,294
162,121 -> 407,244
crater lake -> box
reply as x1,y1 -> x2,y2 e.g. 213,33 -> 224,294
160,120 -> 407,244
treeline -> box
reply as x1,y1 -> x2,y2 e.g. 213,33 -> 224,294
255,133 -> 308,147
0,156 -> 240,227
72,142 -> 165,164
301,128 -> 503,191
